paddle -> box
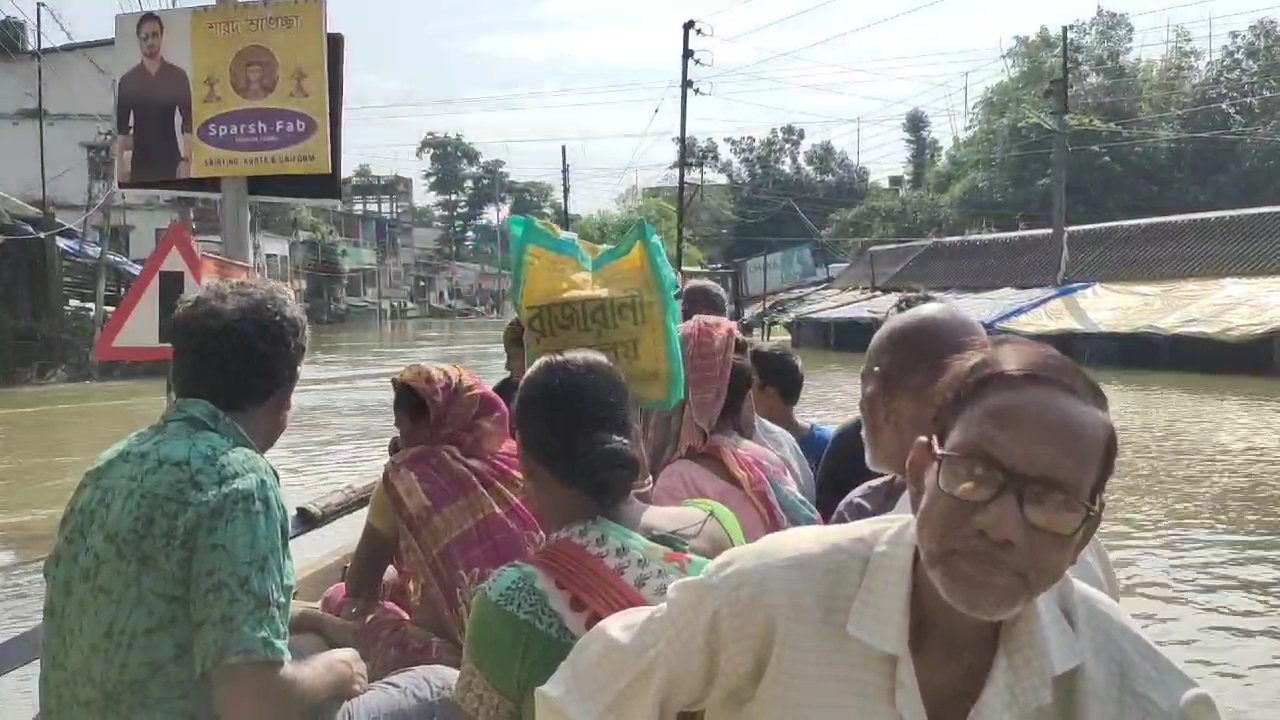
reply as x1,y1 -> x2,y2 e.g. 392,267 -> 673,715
0,480 -> 378,678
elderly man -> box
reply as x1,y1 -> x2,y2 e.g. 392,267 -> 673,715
829,302 -> 1120,600
535,338 -> 1221,719
674,279 -> 815,501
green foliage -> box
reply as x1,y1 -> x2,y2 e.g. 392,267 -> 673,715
574,198 -> 705,267
821,9 -> 1280,240
508,180 -> 558,221
828,186 -> 958,239
671,124 -> 868,260
934,10 -> 1280,231
902,108 -> 940,192
415,133 -> 559,266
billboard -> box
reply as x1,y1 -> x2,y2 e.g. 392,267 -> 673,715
113,0 -> 330,185
741,245 -> 823,298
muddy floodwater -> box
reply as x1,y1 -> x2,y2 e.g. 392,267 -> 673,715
2,319 -> 1277,717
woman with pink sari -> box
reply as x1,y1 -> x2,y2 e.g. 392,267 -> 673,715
295,364 -> 543,681
651,316 -> 821,541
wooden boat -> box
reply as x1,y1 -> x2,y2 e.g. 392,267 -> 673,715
293,547 -> 353,605
0,481 -> 377,679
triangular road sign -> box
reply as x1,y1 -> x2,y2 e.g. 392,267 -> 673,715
94,222 -> 203,363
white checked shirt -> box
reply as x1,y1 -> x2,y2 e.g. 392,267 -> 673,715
755,417 -> 816,503
535,515 -> 1221,720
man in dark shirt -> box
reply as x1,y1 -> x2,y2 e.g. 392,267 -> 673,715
116,12 -> 193,184
814,416 -> 877,519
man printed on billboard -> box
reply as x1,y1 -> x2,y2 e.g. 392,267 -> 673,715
116,12 -> 193,183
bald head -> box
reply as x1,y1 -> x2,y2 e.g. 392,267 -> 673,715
860,301 -> 987,474
680,279 -> 729,321
867,302 -> 986,387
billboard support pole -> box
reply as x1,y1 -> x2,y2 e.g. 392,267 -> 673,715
217,0 -> 253,267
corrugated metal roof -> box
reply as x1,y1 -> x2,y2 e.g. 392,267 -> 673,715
879,205 -> 1280,290
798,286 -> 1089,326
833,240 -> 932,289
782,288 -> 880,319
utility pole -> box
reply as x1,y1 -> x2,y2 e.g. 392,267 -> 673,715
560,144 -> 571,229
35,2 -> 63,339
855,117 -> 861,168
675,19 -> 695,278
493,164 -> 504,313
1050,25 -> 1069,285
963,72 -> 969,128
217,0 -> 252,266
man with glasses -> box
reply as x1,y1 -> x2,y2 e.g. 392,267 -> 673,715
828,302 -> 1120,600
536,337 -> 1220,719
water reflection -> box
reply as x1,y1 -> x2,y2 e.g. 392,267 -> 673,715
1,325 -> 1277,717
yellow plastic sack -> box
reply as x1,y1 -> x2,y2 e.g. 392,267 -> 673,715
508,216 -> 683,410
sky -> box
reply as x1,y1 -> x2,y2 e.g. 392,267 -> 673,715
7,0 -> 1278,212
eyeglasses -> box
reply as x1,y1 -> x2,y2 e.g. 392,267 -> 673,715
929,436 -> 1099,537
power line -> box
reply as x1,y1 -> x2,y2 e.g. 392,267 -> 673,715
704,0 -> 951,80
721,0 -> 844,41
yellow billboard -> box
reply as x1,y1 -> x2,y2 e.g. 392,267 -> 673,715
188,0 -> 329,177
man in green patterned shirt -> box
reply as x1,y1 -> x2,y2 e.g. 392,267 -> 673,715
41,280 -> 379,718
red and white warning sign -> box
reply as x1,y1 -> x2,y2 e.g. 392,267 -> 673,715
94,222 -> 203,363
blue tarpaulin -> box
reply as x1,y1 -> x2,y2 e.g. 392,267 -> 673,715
796,284 -> 1092,328
57,238 -> 143,278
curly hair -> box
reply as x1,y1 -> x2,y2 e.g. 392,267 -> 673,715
169,279 -> 309,412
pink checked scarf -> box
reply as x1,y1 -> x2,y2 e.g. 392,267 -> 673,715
324,364 -> 543,679
673,316 -> 791,533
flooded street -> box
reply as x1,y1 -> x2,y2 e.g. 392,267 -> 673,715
2,318 -> 1278,717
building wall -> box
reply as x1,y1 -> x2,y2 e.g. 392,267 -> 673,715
0,43 -> 116,211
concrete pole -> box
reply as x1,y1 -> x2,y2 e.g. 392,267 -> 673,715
217,0 -> 252,266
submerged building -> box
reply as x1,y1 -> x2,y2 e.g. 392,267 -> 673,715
784,206 -> 1280,376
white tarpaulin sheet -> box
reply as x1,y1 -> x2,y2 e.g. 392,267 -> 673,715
997,277 -> 1280,341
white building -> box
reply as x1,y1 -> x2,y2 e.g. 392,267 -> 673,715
0,36 -> 189,262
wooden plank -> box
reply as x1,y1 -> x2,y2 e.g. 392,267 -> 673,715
0,626 -> 39,678
0,480 -> 375,678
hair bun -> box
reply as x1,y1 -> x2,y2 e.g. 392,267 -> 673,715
574,432 -> 640,508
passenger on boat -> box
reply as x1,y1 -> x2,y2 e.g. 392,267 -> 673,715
452,349 -> 735,719
491,316 -> 524,412
300,364 -> 542,681
535,338 -> 1224,720
828,298 -> 988,524
650,315 -> 820,541
749,341 -> 835,475
644,279 -> 815,498
829,301 -> 1122,600
812,292 -> 937,519
40,279 -> 381,719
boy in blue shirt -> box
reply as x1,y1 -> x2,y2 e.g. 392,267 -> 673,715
749,342 -> 833,474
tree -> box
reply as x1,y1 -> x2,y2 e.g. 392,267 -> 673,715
827,186 -> 959,239
926,9 -> 1249,231
352,163 -> 374,178
671,125 -> 868,260
410,205 -> 435,227
507,180 -> 558,220
902,108 -> 939,192
575,197 -> 704,267
416,132 -> 482,266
